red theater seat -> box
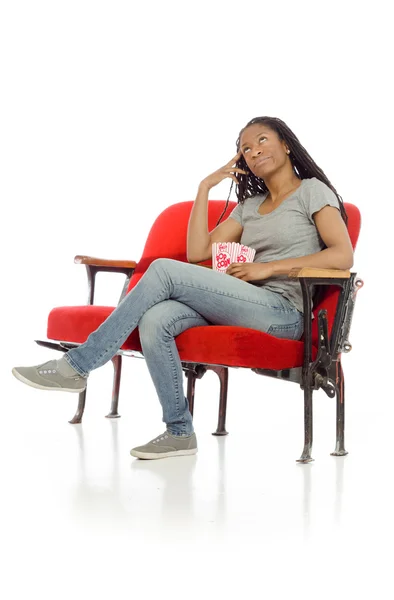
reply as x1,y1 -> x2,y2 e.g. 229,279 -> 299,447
37,200 -> 362,462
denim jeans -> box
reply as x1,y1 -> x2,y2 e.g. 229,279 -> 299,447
65,259 -> 303,436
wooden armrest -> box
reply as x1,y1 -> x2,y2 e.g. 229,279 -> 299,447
288,267 -> 351,279
74,255 -> 137,269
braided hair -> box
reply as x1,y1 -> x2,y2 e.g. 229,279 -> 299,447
216,116 -> 348,227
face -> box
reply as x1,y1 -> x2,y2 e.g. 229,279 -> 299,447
239,123 -> 290,178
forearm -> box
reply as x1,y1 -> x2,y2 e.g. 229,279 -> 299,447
186,183 -> 212,262
271,246 -> 354,275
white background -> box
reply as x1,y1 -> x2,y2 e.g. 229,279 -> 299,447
1,1 -> 393,598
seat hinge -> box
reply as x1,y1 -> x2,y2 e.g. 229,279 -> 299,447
305,310 -> 336,398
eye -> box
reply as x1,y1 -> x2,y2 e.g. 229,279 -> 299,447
243,136 -> 267,154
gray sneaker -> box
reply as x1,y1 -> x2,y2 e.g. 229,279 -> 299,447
130,431 -> 197,460
12,359 -> 87,393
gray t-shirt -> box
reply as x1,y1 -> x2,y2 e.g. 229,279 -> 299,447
229,177 -> 340,313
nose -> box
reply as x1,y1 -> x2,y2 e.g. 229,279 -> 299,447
251,147 -> 263,159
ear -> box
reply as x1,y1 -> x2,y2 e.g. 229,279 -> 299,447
281,140 -> 290,154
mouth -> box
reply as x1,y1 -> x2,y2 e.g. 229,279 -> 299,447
254,156 -> 270,168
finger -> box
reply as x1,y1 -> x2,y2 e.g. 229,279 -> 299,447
223,168 -> 247,175
227,150 -> 242,166
228,267 -> 243,277
223,174 -> 239,185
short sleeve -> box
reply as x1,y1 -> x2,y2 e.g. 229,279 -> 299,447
229,202 -> 244,226
302,179 -> 340,223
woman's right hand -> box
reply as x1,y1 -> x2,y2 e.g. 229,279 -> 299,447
200,151 -> 247,191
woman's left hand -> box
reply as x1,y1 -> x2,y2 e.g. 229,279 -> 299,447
226,262 -> 274,281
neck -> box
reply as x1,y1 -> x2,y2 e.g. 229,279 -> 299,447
264,166 -> 301,203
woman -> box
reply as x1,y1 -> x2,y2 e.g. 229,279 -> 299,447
12,116 -> 354,460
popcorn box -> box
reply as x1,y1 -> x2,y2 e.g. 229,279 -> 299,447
212,242 -> 232,274
234,243 -> 256,263
212,242 -> 256,274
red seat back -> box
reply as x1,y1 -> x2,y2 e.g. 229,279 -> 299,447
127,200 -> 237,292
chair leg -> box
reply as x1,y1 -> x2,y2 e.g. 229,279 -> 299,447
106,355 -> 122,419
69,389 -> 87,424
186,370 -> 197,417
297,377 -> 314,463
210,366 -> 229,436
331,360 -> 348,457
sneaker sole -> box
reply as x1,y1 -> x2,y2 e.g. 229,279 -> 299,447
130,448 -> 198,459
12,369 -> 86,393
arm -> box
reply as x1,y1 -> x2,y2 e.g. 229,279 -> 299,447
187,183 -> 213,262
187,152 -> 246,263
270,206 -> 354,275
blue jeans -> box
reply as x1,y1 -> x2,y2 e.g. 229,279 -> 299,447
65,259 -> 303,436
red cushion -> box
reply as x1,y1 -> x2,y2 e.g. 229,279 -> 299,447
47,305 -> 317,370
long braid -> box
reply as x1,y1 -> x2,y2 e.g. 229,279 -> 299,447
215,116 -> 348,227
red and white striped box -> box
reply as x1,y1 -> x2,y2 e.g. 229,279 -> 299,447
234,243 -> 256,263
212,242 -> 232,274
212,242 -> 256,274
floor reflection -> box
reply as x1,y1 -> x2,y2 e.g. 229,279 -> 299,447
298,454 -> 347,539
68,419 -> 347,540
69,420 -> 230,535
129,435 -> 228,537
299,462 -> 312,540
70,420 -> 129,528
333,454 -> 345,526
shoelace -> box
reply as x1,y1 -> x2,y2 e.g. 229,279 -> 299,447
38,368 -> 80,381
152,434 -> 169,444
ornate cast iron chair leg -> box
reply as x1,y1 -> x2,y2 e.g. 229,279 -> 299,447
297,278 -> 314,463
210,366 -> 229,436
106,355 -> 122,419
331,360 -> 348,457
69,388 -> 87,424
297,378 -> 314,463
186,370 -> 197,417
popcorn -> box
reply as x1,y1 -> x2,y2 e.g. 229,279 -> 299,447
212,242 -> 256,274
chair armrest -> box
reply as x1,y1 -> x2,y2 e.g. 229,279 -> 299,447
76,257 -> 211,304
74,255 -> 137,305
294,268 -> 362,393
288,267 -> 350,279
74,255 -> 137,269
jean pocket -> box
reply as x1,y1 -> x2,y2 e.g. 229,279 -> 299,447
267,320 -> 303,341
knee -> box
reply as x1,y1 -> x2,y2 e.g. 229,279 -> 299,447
147,258 -> 184,281
138,303 -> 170,344
148,258 -> 175,272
